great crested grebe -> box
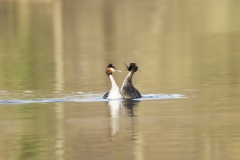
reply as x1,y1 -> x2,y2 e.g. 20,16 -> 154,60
121,63 -> 141,99
103,64 -> 122,99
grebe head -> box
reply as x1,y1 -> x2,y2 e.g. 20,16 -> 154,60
124,63 -> 138,72
106,63 -> 122,76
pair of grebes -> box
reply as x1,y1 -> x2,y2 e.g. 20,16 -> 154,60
103,63 -> 141,99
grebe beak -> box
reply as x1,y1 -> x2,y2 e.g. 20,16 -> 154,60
114,68 -> 122,72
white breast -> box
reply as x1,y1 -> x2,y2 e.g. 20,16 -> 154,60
108,75 -> 122,99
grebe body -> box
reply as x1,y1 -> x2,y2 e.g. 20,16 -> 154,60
121,63 -> 141,99
103,64 -> 122,99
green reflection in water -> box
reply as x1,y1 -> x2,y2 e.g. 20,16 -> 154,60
13,103 -> 55,160
0,1 -> 54,91
18,135 -> 46,160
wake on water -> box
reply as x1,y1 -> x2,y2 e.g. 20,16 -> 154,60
0,92 -> 186,105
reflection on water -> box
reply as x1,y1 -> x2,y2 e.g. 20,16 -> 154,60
1,0 -> 240,160
108,99 -> 139,137
108,100 -> 121,136
53,0 -> 65,159
121,99 -> 139,117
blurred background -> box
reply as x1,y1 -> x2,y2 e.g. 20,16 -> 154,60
1,0 -> 240,93
1,0 -> 240,160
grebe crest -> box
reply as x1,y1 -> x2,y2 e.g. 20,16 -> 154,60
124,63 -> 138,72
103,63 -> 122,99
121,63 -> 141,99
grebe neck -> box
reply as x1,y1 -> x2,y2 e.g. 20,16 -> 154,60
109,75 -> 118,88
122,71 -> 134,86
108,75 -> 122,99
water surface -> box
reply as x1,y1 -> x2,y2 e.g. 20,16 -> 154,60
1,0 -> 240,160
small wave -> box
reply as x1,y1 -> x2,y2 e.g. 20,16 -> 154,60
139,94 -> 185,100
0,93 -> 186,105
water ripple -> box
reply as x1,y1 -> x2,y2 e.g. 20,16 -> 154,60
0,93 -> 185,105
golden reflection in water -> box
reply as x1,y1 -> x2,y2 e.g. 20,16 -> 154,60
17,0 -> 30,41
53,0 -> 64,160
54,0 -> 64,91
134,132 -> 144,160
55,104 -> 64,160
